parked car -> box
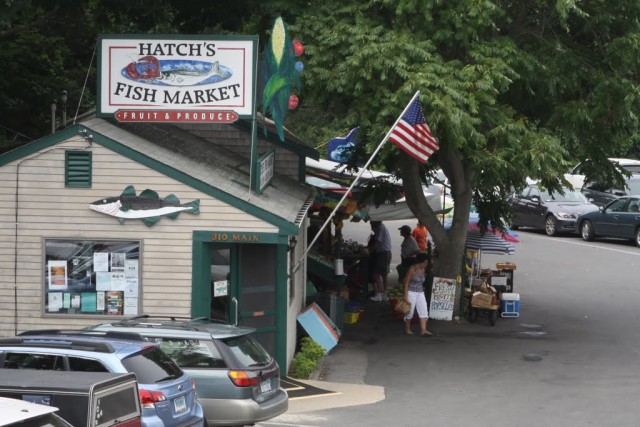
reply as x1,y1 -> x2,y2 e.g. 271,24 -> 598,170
0,397 -> 73,427
508,185 -> 599,236
575,196 -> 640,246
0,331 -> 205,427
0,370 -> 141,427
86,315 -> 289,427
565,158 -> 640,189
581,174 -> 640,207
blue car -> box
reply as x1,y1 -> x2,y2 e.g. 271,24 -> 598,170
576,196 -> 640,246
0,331 -> 205,427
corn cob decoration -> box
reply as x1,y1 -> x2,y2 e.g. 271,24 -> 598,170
261,16 -> 302,141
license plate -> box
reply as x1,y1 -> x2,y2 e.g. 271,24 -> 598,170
260,379 -> 272,394
174,395 -> 187,413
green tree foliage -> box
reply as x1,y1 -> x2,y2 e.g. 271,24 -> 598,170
258,1 -> 640,305
0,0 -> 263,151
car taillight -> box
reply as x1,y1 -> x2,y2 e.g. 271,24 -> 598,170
228,370 -> 260,387
139,389 -> 167,408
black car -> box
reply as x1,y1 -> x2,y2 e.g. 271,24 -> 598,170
576,196 -> 640,246
581,174 -> 640,207
509,185 -> 599,236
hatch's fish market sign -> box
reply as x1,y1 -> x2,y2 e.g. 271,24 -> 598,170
97,35 -> 257,122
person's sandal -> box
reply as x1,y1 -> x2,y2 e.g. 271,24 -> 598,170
405,330 -> 414,335
421,331 -> 433,336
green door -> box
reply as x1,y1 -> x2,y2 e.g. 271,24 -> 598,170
192,237 -> 286,366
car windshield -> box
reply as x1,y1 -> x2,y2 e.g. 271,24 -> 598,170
219,335 -> 272,368
540,189 -> 588,203
120,347 -> 183,383
625,179 -> 640,195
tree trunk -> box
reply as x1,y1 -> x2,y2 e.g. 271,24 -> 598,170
399,149 -> 474,317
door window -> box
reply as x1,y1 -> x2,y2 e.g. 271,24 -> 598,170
2,353 -> 64,370
607,199 -> 627,212
211,248 -> 231,322
627,199 -> 640,213
68,356 -> 109,372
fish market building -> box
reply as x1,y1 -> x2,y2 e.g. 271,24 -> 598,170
0,116 -> 318,372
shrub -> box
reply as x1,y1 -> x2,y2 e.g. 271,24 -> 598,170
299,337 -> 325,362
289,337 -> 325,379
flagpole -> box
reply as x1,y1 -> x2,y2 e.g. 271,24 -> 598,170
292,90 -> 421,274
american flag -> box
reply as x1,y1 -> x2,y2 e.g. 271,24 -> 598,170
389,98 -> 439,163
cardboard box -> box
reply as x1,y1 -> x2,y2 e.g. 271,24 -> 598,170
471,292 -> 493,308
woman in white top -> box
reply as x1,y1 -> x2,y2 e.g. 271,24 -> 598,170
402,252 -> 433,336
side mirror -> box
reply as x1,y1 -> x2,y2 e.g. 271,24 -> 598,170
530,195 -> 541,203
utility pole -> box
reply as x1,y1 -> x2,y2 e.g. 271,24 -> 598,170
50,100 -> 57,134
61,90 -> 67,127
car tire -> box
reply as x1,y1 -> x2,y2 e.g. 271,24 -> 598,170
635,228 -> 640,248
580,220 -> 595,241
545,215 -> 558,236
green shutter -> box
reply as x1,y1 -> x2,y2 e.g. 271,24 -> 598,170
65,150 -> 92,188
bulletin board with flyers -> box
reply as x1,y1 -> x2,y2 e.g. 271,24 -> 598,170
43,239 -> 141,316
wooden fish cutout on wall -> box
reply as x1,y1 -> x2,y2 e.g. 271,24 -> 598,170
90,185 -> 200,226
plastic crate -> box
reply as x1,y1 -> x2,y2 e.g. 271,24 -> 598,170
344,311 -> 360,324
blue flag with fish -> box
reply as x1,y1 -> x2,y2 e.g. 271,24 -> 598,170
328,127 -> 359,163
90,185 -> 200,227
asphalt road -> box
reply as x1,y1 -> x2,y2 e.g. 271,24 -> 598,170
266,222 -> 640,427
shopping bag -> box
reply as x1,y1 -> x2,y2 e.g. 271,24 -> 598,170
394,298 -> 411,315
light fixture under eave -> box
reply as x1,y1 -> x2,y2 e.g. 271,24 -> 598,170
288,236 -> 298,251
78,129 -> 93,145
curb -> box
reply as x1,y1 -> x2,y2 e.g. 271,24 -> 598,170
308,355 -> 325,381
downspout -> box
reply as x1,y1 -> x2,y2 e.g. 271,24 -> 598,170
12,141 -> 92,335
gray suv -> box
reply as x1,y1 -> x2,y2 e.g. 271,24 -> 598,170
86,316 -> 288,427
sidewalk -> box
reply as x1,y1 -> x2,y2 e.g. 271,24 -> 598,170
286,263 -> 465,413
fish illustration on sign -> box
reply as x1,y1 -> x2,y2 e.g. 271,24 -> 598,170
121,56 -> 232,87
90,185 -> 200,226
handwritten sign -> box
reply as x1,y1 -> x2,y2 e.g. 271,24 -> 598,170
429,277 -> 457,321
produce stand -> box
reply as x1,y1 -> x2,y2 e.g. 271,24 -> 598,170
468,292 -> 500,326
466,277 -> 501,326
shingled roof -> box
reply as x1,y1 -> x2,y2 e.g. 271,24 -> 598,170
78,117 -> 314,233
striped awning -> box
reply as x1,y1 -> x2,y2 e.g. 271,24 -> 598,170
466,230 -> 516,255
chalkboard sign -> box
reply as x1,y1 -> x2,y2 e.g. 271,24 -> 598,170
429,277 -> 457,321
